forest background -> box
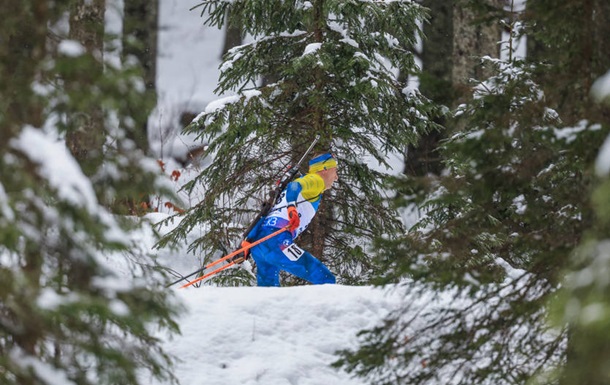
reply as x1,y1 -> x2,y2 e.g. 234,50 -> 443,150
2,0 -> 610,385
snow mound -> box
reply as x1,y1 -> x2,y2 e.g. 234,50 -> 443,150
148,285 -> 401,385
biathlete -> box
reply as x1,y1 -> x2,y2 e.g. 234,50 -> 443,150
244,153 -> 338,287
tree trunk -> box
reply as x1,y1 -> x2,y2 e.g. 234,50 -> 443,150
296,0 -> 332,271
122,0 -> 158,152
221,7 -> 243,58
66,0 -> 106,176
527,0 -> 609,124
405,0 -> 453,177
302,199 -> 333,263
452,0 -> 502,102
1,1 -> 48,138
405,0 -> 503,177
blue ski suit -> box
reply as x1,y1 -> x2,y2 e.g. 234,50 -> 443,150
247,172 -> 336,287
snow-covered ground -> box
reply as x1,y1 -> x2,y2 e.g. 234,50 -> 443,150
151,282 -> 402,385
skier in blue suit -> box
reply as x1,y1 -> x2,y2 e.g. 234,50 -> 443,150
244,153 -> 338,287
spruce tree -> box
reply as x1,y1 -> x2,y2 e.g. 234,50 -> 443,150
0,2 -> 179,384
161,0 -> 442,285
552,145 -> 610,385
336,1 -> 610,384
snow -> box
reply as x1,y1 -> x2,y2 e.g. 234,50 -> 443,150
37,289 -> 79,311
596,134 -> 610,176
147,284 -> 402,385
10,126 -> 98,214
58,40 -> 86,57
554,120 -> 601,144
591,69 -> 610,104
157,0 -> 223,108
12,348 -> 75,385
303,42 -> 322,56
592,69 -> 610,174
0,182 -> 15,221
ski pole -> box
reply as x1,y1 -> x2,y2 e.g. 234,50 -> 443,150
165,258 -> 213,288
171,226 -> 289,288
179,256 -> 246,289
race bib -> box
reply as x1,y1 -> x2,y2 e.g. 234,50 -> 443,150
281,243 -> 304,261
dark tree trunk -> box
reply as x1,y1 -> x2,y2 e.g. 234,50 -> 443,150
221,7 -> 243,58
1,1 -> 48,138
66,0 -> 106,176
452,0 -> 502,100
122,0 -> 158,152
405,0 -> 453,177
405,0 -> 503,177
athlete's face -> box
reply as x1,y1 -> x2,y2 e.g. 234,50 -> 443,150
319,167 -> 338,190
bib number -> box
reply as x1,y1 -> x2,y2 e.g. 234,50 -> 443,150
282,243 -> 304,261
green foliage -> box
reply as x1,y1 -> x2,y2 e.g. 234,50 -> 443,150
340,56 -> 578,385
336,1 -> 610,383
550,139 -> 610,385
0,2 -> 180,384
163,0 -> 443,285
